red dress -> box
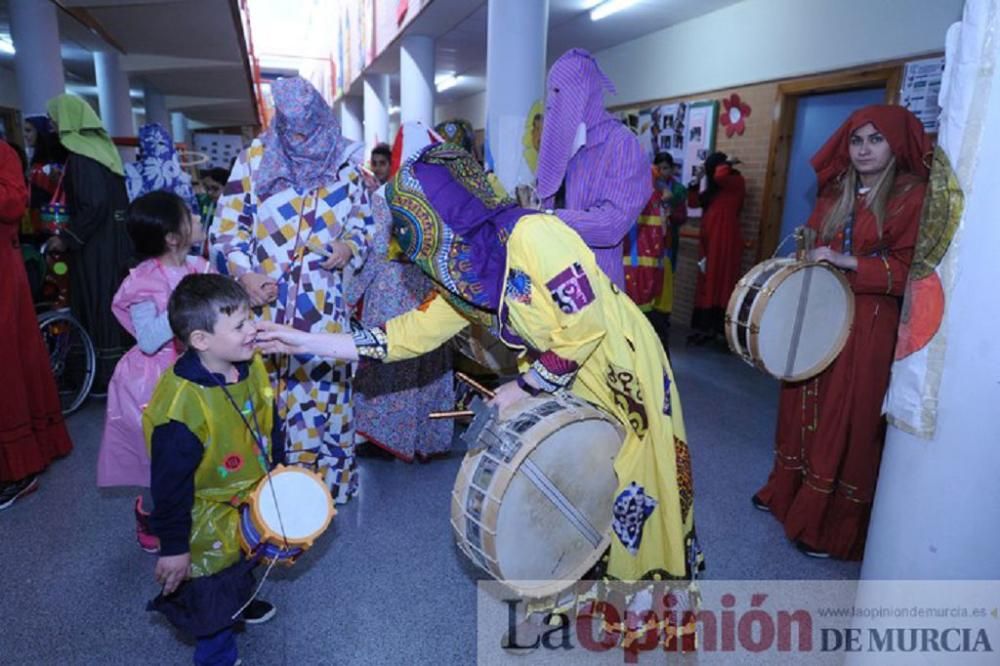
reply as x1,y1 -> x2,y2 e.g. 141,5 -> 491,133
757,173 -> 926,559
693,167 -> 745,318
0,142 -> 72,482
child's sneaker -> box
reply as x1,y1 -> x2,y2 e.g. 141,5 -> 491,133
134,495 -> 160,553
242,599 -> 276,625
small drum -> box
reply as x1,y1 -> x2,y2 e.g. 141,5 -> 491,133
452,325 -> 522,378
239,465 -> 335,565
726,258 -> 854,382
451,393 -> 624,598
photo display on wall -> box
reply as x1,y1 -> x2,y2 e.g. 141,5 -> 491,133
193,133 -> 247,170
900,56 -> 946,133
681,100 -> 719,217
620,99 -> 718,217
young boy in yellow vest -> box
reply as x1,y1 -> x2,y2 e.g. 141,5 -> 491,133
144,274 -> 280,666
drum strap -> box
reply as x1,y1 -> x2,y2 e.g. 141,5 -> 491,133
784,266 -> 814,378
521,459 -> 604,548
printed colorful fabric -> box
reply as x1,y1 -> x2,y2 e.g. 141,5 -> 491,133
546,262 -> 596,314
416,290 -> 439,312
531,351 -> 579,391
605,363 -> 648,438
612,482 -> 658,556
505,268 -> 532,305
352,325 -> 389,360
675,438 -> 694,523
387,160 -> 485,309
662,373 -> 672,416
385,143 -> 524,312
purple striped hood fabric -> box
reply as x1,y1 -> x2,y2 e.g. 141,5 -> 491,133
536,49 -> 616,200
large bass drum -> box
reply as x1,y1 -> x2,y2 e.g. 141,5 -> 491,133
725,258 -> 854,382
451,393 -> 624,598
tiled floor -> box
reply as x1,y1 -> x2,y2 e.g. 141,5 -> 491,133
0,333 -> 858,664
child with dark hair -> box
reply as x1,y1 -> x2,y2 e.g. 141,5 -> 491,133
97,191 -> 209,552
145,273 -> 278,666
370,143 -> 392,184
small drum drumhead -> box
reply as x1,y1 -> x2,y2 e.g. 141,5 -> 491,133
494,416 -> 621,584
255,468 -> 332,543
757,263 -> 852,380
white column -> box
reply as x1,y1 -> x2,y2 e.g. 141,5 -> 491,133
143,83 -> 170,129
339,95 -> 364,143
171,112 -> 189,147
94,51 -> 135,137
861,2 -> 1000,581
363,74 -> 390,153
400,34 -> 435,127
485,0 -> 549,192
8,0 -> 65,116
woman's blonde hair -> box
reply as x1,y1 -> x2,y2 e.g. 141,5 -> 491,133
821,156 -> 897,242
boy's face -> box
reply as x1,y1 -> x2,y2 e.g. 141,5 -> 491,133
204,177 -> 225,200
190,304 -> 257,365
656,160 -> 674,176
371,154 -> 390,184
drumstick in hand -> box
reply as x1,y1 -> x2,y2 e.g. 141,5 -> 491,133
429,410 -> 474,420
456,372 -> 496,399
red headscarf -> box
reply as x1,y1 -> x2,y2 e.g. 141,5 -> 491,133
811,105 -> 931,190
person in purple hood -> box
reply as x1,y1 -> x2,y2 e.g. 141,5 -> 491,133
536,49 -> 651,290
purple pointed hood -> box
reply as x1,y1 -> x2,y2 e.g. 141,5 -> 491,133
536,49 -> 616,200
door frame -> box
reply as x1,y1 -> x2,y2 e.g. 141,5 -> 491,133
756,63 -> 904,261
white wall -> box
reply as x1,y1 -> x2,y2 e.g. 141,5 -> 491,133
595,0 -> 964,106
435,90 -> 486,129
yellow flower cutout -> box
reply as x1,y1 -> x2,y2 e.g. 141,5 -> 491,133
522,99 -> 544,174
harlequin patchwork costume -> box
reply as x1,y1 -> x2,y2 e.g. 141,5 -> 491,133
211,77 -> 373,503
145,352 -> 278,652
353,144 -> 702,588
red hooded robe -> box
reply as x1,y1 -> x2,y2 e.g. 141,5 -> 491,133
756,105 -> 931,559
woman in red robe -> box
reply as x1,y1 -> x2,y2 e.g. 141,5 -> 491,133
0,141 -> 73,510
753,105 -> 930,559
689,151 -> 745,345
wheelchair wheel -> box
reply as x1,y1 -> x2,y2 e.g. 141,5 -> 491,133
38,309 -> 96,416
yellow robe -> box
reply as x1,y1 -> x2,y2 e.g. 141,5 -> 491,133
385,214 -> 698,581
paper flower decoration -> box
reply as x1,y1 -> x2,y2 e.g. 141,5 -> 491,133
720,94 -> 751,137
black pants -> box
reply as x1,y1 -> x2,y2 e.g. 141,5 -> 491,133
690,307 -> 725,337
645,311 -> 671,358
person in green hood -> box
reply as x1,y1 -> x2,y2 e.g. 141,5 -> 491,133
45,94 -> 133,393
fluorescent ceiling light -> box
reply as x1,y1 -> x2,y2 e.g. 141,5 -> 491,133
435,74 -> 459,92
590,0 -> 639,21
0,35 -> 15,55
389,105 -> 401,115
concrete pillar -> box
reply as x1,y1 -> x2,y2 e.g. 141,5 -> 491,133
861,0 -> 1000,581
339,95 -> 363,143
8,0 -> 65,116
363,73 -> 390,154
143,83 -> 170,129
400,34 -> 435,127
485,0 -> 549,191
171,111 -> 189,147
94,50 -> 135,136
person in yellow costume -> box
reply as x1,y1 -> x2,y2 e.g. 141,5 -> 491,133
256,144 -> 703,641
144,274 -> 279,666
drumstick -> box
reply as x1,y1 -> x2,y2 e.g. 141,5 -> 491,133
429,410 -> 475,420
456,372 -> 496,399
